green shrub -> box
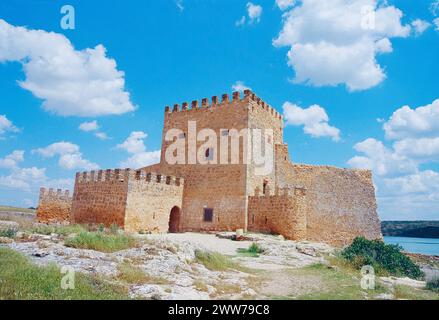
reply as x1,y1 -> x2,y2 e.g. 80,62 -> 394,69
237,243 -> 265,257
0,228 -> 17,238
0,247 -> 128,300
64,231 -> 137,253
427,277 -> 439,293
341,237 -> 423,279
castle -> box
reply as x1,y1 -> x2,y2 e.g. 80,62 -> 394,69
37,90 -> 382,246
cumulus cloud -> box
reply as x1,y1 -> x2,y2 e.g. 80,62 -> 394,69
348,98 -> 439,220
117,131 -> 160,168
0,167 -> 46,191
276,0 -> 295,11
383,99 -> 439,140
79,120 -> 109,140
411,19 -> 431,35
0,19 -> 135,117
79,120 -> 99,132
0,150 -> 24,169
435,18 -> 439,31
33,142 -> 99,170
232,81 -> 252,92
0,115 -> 19,137
273,0 -> 414,91
283,102 -> 341,141
236,2 -> 263,26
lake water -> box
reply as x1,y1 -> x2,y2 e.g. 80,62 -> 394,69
384,236 -> 439,256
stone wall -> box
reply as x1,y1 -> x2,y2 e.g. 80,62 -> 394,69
248,187 -> 307,240
37,187 -> 72,224
124,172 -> 184,233
275,144 -> 382,246
71,170 -> 130,227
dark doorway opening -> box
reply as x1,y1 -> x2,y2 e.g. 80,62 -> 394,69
169,206 -> 181,233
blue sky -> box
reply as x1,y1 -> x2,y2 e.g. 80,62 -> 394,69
0,0 -> 438,220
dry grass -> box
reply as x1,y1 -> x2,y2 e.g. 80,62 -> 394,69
116,262 -> 170,285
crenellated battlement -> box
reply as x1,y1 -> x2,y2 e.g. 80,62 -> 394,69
75,169 -> 184,187
39,187 -> 72,200
164,90 -> 283,122
37,187 -> 72,224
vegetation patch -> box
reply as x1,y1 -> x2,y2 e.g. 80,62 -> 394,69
0,247 -> 128,300
0,228 -> 17,239
237,243 -> 265,258
116,262 -> 169,285
64,231 -> 137,253
427,277 -> 439,293
195,250 -> 247,272
31,224 -> 87,236
341,237 -> 423,279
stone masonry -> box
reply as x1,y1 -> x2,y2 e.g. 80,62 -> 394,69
39,90 -> 382,246
37,188 -> 72,224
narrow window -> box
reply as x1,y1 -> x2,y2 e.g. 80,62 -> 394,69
263,181 -> 268,195
205,148 -> 214,161
252,214 -> 255,224
203,208 -> 214,222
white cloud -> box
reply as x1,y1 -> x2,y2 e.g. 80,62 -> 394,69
117,131 -> 148,154
0,19 -> 135,117
120,151 -> 161,169
393,137 -> 439,161
0,150 -> 24,169
232,81 -> 252,92
411,19 -> 431,35
95,132 -> 110,140
0,115 -> 19,137
117,131 -> 160,168
0,166 -> 46,192
348,98 -> 439,220
79,120 -> 109,140
33,141 -> 99,170
348,138 -> 417,176
435,18 -> 439,31
276,0 -> 295,11
431,0 -> 439,16
236,2 -> 263,26
273,0 -> 413,91
247,2 -> 263,23
79,120 -> 99,132
283,102 -> 340,141
383,99 -> 439,140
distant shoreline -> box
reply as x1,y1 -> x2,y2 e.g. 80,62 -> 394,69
382,221 -> 439,239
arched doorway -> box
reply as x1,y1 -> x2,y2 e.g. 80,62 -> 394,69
168,206 -> 181,233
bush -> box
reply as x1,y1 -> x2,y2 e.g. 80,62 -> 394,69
341,237 -> 423,279
426,277 -> 439,293
0,228 -> 17,238
237,243 -> 265,257
64,231 -> 137,253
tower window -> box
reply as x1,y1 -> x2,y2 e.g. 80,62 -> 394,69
205,148 -> 214,161
203,208 -> 214,222
263,181 -> 268,195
